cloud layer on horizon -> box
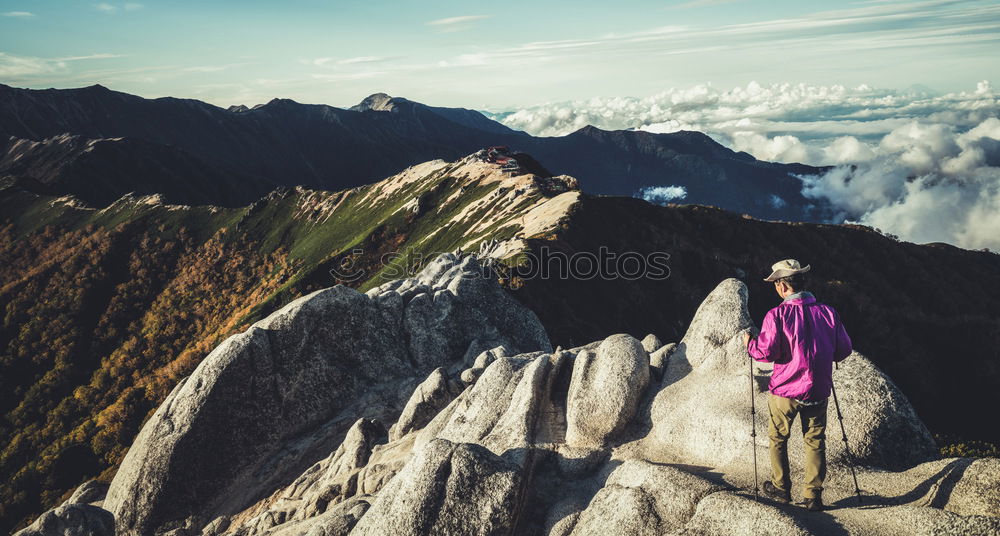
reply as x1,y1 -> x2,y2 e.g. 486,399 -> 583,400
489,81 -> 1000,251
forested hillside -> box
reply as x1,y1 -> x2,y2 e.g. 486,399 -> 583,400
0,155 -> 576,532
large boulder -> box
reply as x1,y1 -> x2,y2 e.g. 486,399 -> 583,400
13,504 -> 115,536
674,492 -> 813,536
566,334 -> 650,448
568,460 -> 723,535
388,368 -> 463,441
645,278 -> 936,472
104,254 -> 550,536
15,480 -> 113,536
431,352 -> 560,456
66,481 -> 108,507
253,495 -> 373,536
349,439 -> 522,536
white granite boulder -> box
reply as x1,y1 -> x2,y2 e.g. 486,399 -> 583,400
645,278 -> 936,473
349,439 -> 522,536
104,254 -> 550,536
566,335 -> 650,448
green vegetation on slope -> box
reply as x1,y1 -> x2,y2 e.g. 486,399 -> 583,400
0,160 -> 568,533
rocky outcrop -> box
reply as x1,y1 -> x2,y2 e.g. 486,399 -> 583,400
349,439 -> 521,536
65,481 -> 108,508
677,492 -> 813,536
388,368 -> 463,441
103,254 -> 550,536
84,267 -> 997,536
568,461 -> 723,535
640,334 -> 663,354
565,335 -> 650,448
12,504 -> 115,536
14,481 -> 113,536
432,352 -> 558,456
644,278 -> 937,472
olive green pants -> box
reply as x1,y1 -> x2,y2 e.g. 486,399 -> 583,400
768,394 -> 828,499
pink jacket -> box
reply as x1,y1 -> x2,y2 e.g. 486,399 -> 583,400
747,292 -> 852,401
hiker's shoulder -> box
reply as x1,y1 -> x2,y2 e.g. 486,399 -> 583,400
766,303 -> 789,317
810,300 -> 842,317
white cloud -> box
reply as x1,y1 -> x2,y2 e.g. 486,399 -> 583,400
493,81 -> 1000,143
729,132 -> 822,164
495,81 -> 1000,250
2,11 -> 34,17
95,2 -> 142,13
0,52 -> 59,77
427,15 -> 491,26
426,14 -> 491,32
801,116 -> 1000,250
639,185 -> 688,204
0,52 -> 123,77
337,56 -> 394,65
58,53 -> 127,61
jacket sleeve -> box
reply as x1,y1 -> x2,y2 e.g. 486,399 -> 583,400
832,309 -> 853,362
748,309 -> 781,363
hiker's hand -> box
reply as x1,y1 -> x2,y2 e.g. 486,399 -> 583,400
743,331 -> 751,346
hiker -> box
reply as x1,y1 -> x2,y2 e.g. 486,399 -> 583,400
742,259 -> 852,512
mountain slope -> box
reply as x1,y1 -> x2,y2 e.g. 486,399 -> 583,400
0,155 -> 578,533
2,153 -> 998,533
0,134 -> 272,207
0,84 -> 823,219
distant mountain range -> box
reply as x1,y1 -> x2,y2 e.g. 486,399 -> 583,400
0,84 -> 824,220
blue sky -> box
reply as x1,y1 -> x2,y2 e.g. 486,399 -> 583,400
1,0 -> 998,109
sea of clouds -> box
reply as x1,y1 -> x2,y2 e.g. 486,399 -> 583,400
487,81 -> 1000,251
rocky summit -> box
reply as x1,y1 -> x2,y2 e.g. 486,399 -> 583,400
20,255 -> 1000,536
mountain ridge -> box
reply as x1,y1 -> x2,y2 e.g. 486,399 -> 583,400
0,83 -> 825,220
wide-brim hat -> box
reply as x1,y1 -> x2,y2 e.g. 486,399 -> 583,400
764,259 -> 811,282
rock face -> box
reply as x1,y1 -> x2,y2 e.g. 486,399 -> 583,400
645,278 -> 937,472
13,503 -> 115,536
103,254 -> 551,536
569,461 -> 723,535
388,368 -> 463,441
88,267 -> 998,536
432,351 -> 559,456
350,439 -> 522,536
565,335 -> 650,448
14,480 -> 113,536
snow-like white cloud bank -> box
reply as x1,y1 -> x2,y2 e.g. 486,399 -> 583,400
639,185 -> 687,205
487,81 -> 1000,250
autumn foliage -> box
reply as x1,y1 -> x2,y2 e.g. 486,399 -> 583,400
0,221 -> 296,532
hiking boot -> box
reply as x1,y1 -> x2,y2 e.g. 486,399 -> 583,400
800,496 -> 824,512
762,481 -> 791,504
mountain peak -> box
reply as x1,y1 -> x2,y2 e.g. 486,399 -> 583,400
350,92 -> 409,112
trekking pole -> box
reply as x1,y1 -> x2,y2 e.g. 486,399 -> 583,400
831,362 -> 863,505
749,351 -> 760,501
